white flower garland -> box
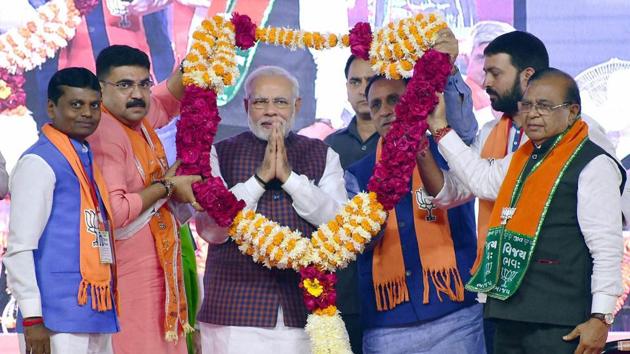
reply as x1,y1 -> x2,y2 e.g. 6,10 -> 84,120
0,0 -> 82,74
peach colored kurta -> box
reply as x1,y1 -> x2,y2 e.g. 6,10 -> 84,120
89,82 -> 186,354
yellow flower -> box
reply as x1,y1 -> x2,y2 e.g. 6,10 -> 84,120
303,278 -> 324,297
0,80 -> 12,100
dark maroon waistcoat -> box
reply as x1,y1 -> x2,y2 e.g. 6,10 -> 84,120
197,131 -> 328,328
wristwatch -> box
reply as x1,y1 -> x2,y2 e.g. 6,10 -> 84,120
590,313 -> 614,326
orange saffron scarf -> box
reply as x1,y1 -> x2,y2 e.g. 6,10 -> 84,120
41,124 -> 117,312
489,119 -> 589,238
472,115 -> 511,274
372,139 -> 464,311
466,120 -> 589,298
105,109 -> 192,341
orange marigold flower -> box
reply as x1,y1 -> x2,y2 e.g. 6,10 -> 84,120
328,34 -> 338,47
268,27 -> 277,43
383,45 -> 392,60
401,60 -> 413,71
278,28 -> 286,43
287,239 -> 297,251
341,34 -> 350,47
213,64 -> 225,75
303,32 -> 313,48
222,73 -> 233,85
345,242 -> 356,252
273,233 -> 283,246
256,28 -> 267,41
403,39 -> 415,53
387,31 -> 396,43
393,43 -> 404,58
274,250 -> 284,262
284,30 -> 295,46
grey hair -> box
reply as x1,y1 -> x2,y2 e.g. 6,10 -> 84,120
244,65 -> 300,99
471,21 -> 515,49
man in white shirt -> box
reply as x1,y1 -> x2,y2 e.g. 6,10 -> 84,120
424,68 -> 625,354
5,67 -> 118,354
194,66 -> 347,354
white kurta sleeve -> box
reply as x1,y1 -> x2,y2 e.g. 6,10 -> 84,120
576,155 -> 624,314
4,154 -> 55,318
435,130 -> 511,202
194,145 -> 266,244
281,147 -> 347,226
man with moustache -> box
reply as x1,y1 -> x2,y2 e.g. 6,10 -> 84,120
88,45 -> 201,354
194,65 -> 347,354
4,67 -> 118,354
425,68 -> 625,354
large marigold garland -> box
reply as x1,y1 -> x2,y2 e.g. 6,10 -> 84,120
177,13 -> 451,354
0,0 -> 81,74
0,0 -> 99,114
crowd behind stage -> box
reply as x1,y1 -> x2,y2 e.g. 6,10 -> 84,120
1,19 -> 630,354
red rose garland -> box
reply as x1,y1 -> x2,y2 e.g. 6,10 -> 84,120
367,49 -> 452,210
0,68 -> 26,113
348,22 -> 372,60
177,14 -> 451,354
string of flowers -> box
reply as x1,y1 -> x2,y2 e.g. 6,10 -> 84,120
370,13 -> 447,80
368,49 -> 452,210
0,0 -> 82,74
177,12 -> 449,354
0,68 -> 26,115
74,0 -> 99,16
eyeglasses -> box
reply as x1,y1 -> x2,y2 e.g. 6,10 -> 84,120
100,79 -> 154,93
249,97 -> 292,110
518,101 -> 572,115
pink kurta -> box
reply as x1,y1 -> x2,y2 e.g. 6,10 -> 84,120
89,82 -> 186,354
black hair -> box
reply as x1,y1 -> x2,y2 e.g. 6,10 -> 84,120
484,31 -> 549,72
344,55 -> 357,79
364,75 -> 409,99
528,67 -> 581,108
95,45 -> 151,80
47,67 -> 101,104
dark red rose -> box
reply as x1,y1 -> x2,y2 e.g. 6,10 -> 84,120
231,13 -> 257,50
349,22 -> 373,60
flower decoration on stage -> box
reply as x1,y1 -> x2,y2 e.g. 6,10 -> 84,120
348,22 -> 372,60
177,12 -> 450,354
73,0 -> 99,16
0,0 -> 83,74
0,68 -> 27,115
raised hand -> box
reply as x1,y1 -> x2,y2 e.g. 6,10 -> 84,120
427,93 -> 448,134
433,28 -> 459,72
256,125 -> 277,183
274,124 -> 291,183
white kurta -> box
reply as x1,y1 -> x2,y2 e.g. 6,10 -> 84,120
434,128 -> 624,315
195,145 -> 347,354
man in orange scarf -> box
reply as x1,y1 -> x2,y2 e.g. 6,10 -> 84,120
426,68 -> 625,354
344,69 -> 484,352
88,45 -> 201,354
5,67 -> 118,354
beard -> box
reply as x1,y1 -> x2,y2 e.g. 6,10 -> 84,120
487,78 -> 523,116
248,115 -> 295,141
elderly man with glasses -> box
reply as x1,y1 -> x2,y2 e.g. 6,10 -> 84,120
194,65 -> 347,354
418,68 -> 626,354
87,45 -> 201,354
